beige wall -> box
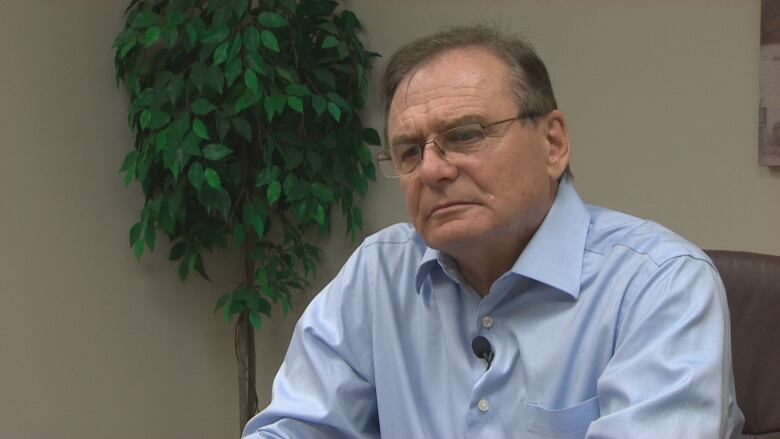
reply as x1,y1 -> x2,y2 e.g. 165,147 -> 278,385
0,1 -> 775,438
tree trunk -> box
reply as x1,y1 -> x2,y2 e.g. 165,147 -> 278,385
237,310 -> 258,435
237,227 -> 258,435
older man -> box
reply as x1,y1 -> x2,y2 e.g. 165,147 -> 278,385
243,26 -> 743,438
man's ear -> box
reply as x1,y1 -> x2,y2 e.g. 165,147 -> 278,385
543,109 -> 571,180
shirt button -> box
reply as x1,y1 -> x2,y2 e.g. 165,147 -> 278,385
477,399 -> 490,413
481,316 -> 494,329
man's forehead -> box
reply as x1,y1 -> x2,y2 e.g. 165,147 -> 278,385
386,47 -> 517,136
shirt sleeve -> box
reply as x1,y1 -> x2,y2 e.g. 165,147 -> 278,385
586,255 -> 743,438
242,246 -> 379,439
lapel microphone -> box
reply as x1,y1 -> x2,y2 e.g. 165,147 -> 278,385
471,336 -> 494,370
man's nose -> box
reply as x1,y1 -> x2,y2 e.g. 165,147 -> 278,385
418,143 -> 458,184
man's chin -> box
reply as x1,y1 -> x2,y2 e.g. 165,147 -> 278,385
418,224 -> 483,253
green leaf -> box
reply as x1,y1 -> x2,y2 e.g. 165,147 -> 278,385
139,109 -> 151,129
119,150 -> 138,173
227,34 -> 242,61
311,182 -> 335,202
191,62 -> 208,91
287,96 -> 303,114
248,311 -> 262,330
236,95 -> 251,115
260,31 -> 279,52
327,102 -> 341,122
192,98 -> 216,115
318,22 -> 339,35
217,118 -> 230,141
154,131 -> 168,153
214,292 -> 230,313
263,97 -> 275,122
326,92 -> 350,109
284,83 -> 310,96
283,173 -> 306,199
224,57 -> 242,87
129,222 -> 142,246
149,110 -> 171,129
144,227 -> 156,251
131,10 -> 157,28
258,12 -> 288,28
267,181 -> 282,205
194,253 -> 210,281
341,10 -> 362,30
167,75 -> 185,104
256,165 -> 281,187
275,66 -> 296,83
231,117 -> 252,142
142,26 -> 161,47
185,23 -> 198,46
362,127 -> 381,146
113,28 -> 138,48
203,143 -> 233,160
314,204 -> 326,227
321,35 -> 338,49
169,241 -> 186,261
178,256 -> 189,280
246,52 -> 270,76
244,69 -> 259,95
311,95 -> 326,117
193,119 -> 209,140
271,94 -> 286,113
313,68 -> 336,89
244,27 -> 260,51
161,27 -> 178,48
306,150 -> 323,172
283,148 -> 303,170
134,237 -> 145,260
204,168 -> 221,189
181,131 -> 200,156
352,206 -> 363,231
202,25 -> 230,44
206,66 -> 224,94
213,41 -> 229,65
243,201 -> 265,238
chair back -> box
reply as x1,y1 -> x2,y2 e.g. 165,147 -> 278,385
706,250 -> 780,438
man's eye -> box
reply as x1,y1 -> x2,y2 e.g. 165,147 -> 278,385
395,146 -> 421,161
443,128 -> 483,145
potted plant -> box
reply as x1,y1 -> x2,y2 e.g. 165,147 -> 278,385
113,0 -> 379,430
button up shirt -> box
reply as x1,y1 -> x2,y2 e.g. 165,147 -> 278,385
243,179 -> 743,438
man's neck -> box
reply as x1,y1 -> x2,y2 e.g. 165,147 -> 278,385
451,235 -> 531,296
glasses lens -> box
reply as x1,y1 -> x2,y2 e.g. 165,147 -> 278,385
377,151 -> 402,177
437,124 -> 486,153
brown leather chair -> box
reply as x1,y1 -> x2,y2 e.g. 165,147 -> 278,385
705,250 -> 780,438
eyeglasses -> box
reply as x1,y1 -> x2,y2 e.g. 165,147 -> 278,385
377,112 -> 543,178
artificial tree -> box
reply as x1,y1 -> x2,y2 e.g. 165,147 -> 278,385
113,0 -> 379,430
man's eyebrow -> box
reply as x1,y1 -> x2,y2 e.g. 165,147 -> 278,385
389,114 -> 488,147
439,114 -> 487,132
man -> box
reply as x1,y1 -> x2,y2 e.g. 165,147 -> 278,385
243,26 -> 743,438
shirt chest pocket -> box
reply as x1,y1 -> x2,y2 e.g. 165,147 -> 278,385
522,395 -> 600,438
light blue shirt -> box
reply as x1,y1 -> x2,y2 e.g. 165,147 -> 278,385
243,179 -> 743,438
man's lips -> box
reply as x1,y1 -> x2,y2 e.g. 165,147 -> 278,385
428,202 -> 476,217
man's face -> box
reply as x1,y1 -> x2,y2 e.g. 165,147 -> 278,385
386,47 -> 569,258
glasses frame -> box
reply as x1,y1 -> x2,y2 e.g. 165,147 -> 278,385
377,111 -> 545,178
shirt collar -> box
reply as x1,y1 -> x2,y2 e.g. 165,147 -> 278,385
414,178 -> 591,298
510,178 -> 590,298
